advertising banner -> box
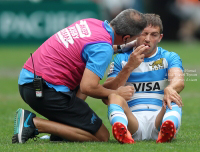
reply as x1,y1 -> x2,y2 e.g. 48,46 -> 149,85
0,1 -> 101,44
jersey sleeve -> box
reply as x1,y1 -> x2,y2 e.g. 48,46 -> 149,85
83,43 -> 113,79
167,52 -> 184,72
107,54 -> 123,78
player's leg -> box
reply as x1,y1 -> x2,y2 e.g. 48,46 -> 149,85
74,88 -> 110,141
33,117 -> 105,142
155,106 -> 165,130
93,123 -> 110,142
12,108 -> 100,143
13,83 -> 109,143
107,93 -> 138,144
156,102 -> 182,143
49,89 -> 109,142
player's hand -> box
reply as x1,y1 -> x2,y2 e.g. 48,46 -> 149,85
163,86 -> 183,110
116,86 -> 135,101
126,45 -> 149,70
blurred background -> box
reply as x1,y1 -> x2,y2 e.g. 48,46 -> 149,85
0,0 -> 200,44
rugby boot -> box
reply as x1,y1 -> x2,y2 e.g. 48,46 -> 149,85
156,120 -> 176,143
112,122 -> 135,144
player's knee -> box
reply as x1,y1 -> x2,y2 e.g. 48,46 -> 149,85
108,93 -> 118,101
99,130 -> 110,142
108,93 -> 125,105
95,124 -> 110,142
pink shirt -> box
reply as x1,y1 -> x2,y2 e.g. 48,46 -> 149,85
24,19 -> 113,90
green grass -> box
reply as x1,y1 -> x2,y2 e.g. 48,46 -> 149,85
0,41 -> 199,152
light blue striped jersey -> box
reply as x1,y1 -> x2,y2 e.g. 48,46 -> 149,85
108,47 -> 184,112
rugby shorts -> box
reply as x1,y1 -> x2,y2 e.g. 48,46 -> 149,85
18,83 -> 102,134
131,110 -> 161,140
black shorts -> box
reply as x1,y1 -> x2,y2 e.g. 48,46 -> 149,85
19,83 -> 102,135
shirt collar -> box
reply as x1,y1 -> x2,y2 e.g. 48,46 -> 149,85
103,20 -> 114,45
146,47 -> 158,58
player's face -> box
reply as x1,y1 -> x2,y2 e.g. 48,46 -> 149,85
136,25 -> 163,57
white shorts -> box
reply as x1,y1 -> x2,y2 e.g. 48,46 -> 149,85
132,110 -> 160,141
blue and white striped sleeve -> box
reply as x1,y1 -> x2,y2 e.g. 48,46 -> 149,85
107,54 -> 123,78
167,52 -> 184,72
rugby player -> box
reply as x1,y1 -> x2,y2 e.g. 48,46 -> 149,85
104,13 -> 184,144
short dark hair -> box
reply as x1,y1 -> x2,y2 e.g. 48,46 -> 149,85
110,9 -> 147,37
144,14 -> 163,34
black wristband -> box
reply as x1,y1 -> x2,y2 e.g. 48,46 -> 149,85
117,45 -> 121,50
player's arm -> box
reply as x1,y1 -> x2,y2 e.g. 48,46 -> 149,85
163,68 -> 185,109
103,67 -> 133,90
103,45 -> 149,90
80,68 -> 134,102
80,43 -> 134,103
80,69 -> 115,99
167,67 -> 185,93
76,89 -> 87,100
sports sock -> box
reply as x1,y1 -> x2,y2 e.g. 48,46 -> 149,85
163,102 -> 182,130
108,104 -> 128,128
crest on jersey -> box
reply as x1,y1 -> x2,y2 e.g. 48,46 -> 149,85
108,62 -> 114,75
149,58 -> 164,71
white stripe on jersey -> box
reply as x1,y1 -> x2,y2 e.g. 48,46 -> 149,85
121,58 -> 168,73
127,92 -> 164,101
129,104 -> 161,111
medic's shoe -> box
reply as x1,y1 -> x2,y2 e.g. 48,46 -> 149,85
12,108 -> 37,144
156,120 -> 176,143
112,122 -> 135,144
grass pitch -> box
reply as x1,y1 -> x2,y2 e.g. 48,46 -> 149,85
0,41 -> 199,152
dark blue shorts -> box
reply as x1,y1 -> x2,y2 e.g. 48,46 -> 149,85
19,83 -> 102,134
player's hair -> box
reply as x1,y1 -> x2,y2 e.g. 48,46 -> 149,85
110,9 -> 147,37
144,14 -> 163,34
